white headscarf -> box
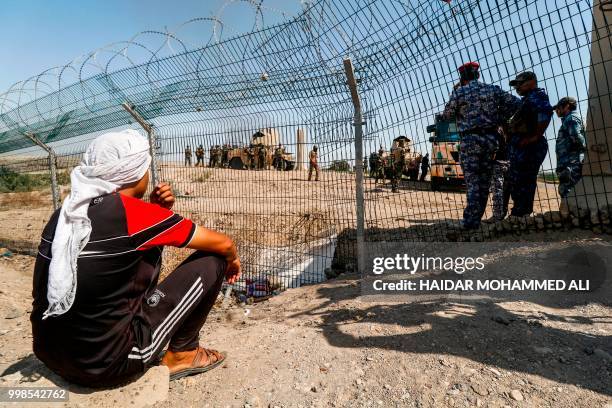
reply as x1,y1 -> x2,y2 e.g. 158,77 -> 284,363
44,129 -> 152,319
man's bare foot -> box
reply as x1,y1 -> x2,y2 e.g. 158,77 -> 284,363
161,346 -> 225,378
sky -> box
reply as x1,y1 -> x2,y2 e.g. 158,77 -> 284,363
0,0 -> 303,93
0,0 -> 598,172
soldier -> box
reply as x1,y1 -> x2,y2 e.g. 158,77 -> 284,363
195,144 -> 205,167
258,144 -> 266,170
246,145 -> 256,170
184,145 -> 192,167
363,155 -> 369,174
483,129 -> 510,223
273,144 -> 283,170
441,61 -> 521,230
553,97 -> 586,212
308,145 -> 320,181
373,146 -> 386,185
419,153 -> 430,181
390,139 -> 406,192
374,154 -> 385,185
214,145 -> 223,168
221,144 -> 230,167
208,145 -> 215,167
504,71 -> 553,218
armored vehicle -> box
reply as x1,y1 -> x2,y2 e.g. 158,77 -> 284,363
226,128 -> 295,171
427,116 -> 464,190
369,136 -> 422,182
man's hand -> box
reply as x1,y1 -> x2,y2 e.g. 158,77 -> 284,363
150,182 -> 175,209
225,258 -> 241,284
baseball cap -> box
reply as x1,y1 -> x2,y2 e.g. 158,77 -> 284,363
509,71 -> 537,86
552,96 -> 577,110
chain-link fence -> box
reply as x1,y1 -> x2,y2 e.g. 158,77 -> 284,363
0,0 -> 610,292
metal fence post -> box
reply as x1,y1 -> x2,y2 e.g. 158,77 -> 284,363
343,58 -> 366,276
122,103 -> 160,186
24,132 -> 60,210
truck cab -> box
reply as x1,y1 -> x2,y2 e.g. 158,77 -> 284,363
427,116 -> 465,190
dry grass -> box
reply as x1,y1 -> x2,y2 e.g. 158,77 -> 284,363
0,190 -> 52,210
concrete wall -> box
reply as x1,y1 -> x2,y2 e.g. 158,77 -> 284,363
296,128 -> 306,170
567,1 -> 612,211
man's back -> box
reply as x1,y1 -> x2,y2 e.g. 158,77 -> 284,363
31,193 -> 195,382
309,150 -> 317,163
443,80 -> 520,132
506,88 -> 551,138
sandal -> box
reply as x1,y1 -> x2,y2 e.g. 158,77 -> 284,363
168,347 -> 226,381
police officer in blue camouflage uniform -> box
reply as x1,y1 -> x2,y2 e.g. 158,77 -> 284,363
442,62 -> 521,229
505,72 -> 553,217
483,129 -> 510,223
553,96 -> 586,201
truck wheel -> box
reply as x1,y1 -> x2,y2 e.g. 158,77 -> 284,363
431,178 -> 439,191
283,160 -> 295,171
229,157 -> 244,170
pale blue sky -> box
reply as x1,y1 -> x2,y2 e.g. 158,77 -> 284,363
0,0 -> 303,93
0,0 -> 596,172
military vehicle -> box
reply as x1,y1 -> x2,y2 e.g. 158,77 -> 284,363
369,136 -> 422,182
427,115 -> 464,190
391,136 -> 422,180
226,128 -> 295,170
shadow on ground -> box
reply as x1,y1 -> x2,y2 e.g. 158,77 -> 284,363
323,234 -> 612,396
1,354 -> 100,394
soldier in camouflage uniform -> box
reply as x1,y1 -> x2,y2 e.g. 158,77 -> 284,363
390,139 -> 406,193
308,145 -> 320,181
184,146 -> 192,167
482,130 -> 509,223
257,145 -> 266,170
273,144 -> 283,170
442,62 -> 521,229
195,144 -> 205,167
214,145 -> 223,168
246,145 -> 256,170
553,97 -> 586,201
221,144 -> 230,167
373,145 -> 386,185
505,72 -> 553,217
208,145 -> 216,167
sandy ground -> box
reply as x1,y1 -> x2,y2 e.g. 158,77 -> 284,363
0,238 -> 611,408
0,166 -> 562,253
